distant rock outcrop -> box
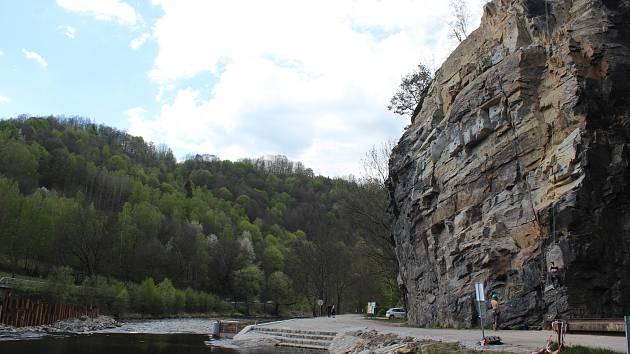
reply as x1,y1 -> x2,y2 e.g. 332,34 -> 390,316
388,0 -> 630,328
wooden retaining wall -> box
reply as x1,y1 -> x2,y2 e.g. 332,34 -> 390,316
0,291 -> 98,327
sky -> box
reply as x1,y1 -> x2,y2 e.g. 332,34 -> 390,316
0,0 -> 486,177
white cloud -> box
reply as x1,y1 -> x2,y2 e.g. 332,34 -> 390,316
130,33 -> 150,50
22,49 -> 48,69
131,0 -> 487,176
62,25 -> 77,39
0,96 -> 10,104
56,0 -> 138,26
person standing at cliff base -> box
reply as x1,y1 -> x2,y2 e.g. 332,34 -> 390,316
491,293 -> 500,331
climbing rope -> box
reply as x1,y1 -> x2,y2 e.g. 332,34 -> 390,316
496,77 -> 542,232
544,0 -> 550,40
497,73 -> 559,301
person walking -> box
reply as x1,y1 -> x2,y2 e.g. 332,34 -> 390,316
331,305 -> 336,318
326,304 -> 332,318
490,293 -> 500,331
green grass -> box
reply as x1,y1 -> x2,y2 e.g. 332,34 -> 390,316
422,342 -> 622,354
544,340 -> 624,354
560,346 -> 624,354
421,342 -> 513,353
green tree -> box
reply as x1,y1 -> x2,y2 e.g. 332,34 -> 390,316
134,277 -> 162,315
217,186 -> 233,200
47,266 -> 76,303
105,281 -> 129,314
158,278 -> 185,314
266,271 -> 294,315
0,178 -> 24,273
231,265 -> 263,314
190,169 -> 213,188
388,64 -> 433,118
0,138 -> 40,191
262,244 -> 285,274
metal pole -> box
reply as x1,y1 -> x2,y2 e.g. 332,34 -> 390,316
624,316 -> 629,354
478,300 -> 485,341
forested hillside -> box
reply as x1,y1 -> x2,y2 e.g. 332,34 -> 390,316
0,116 -> 398,315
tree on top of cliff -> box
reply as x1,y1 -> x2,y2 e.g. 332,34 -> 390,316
448,0 -> 471,43
388,64 -> 432,118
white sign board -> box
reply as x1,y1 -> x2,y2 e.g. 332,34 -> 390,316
317,299 -> 324,306
475,282 -> 485,302
367,302 -> 376,314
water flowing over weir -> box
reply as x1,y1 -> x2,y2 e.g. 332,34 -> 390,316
388,0 -> 630,328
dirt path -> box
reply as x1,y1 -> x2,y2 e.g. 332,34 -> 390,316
238,314 -> 626,353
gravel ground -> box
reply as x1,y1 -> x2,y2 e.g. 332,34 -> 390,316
234,314 -> 627,353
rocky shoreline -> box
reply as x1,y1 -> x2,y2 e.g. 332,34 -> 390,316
0,315 -> 121,334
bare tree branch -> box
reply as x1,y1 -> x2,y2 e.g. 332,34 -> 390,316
448,0 -> 471,43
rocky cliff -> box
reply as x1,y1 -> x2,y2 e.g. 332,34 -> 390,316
388,0 -> 630,328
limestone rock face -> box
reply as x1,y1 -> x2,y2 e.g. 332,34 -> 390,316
388,0 -> 630,328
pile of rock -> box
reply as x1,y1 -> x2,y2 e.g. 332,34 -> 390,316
329,329 -> 431,354
0,315 -> 121,334
46,315 -> 121,333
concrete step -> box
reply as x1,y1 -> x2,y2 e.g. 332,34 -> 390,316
270,336 -> 332,347
249,325 -> 336,350
252,328 -> 335,341
251,326 -> 337,337
276,342 -> 329,351
278,332 -> 336,341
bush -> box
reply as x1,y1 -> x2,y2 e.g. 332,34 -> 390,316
157,278 -> 185,314
157,278 -> 177,313
105,281 -> 129,314
133,278 -> 162,315
46,266 -> 75,303
184,287 -> 200,312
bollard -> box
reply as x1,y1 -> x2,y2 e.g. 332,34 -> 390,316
210,321 -> 220,338
625,316 -> 629,354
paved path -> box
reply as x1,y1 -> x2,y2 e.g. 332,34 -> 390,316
239,314 -> 627,353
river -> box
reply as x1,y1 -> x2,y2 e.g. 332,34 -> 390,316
0,318 -> 320,354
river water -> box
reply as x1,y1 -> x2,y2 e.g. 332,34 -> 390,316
0,319 -> 319,354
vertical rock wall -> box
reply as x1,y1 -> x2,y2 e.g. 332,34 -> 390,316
388,0 -> 630,328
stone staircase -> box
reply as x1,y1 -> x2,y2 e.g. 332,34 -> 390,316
249,326 -> 337,350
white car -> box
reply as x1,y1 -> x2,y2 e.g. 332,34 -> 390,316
385,307 -> 406,319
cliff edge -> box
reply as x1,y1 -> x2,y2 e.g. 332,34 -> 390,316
388,0 -> 630,328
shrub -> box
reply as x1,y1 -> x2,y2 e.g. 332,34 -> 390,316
46,266 -> 75,303
105,281 -> 129,314
134,277 -> 162,315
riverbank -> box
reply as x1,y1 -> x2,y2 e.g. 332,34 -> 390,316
0,315 -> 120,334
230,315 -> 627,353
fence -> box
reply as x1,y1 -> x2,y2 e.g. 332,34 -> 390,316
0,290 -> 99,327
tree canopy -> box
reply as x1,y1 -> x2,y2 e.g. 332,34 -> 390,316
0,116 -> 402,314
388,64 -> 433,118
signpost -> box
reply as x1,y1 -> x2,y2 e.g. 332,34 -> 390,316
474,282 -> 486,344
317,299 -> 324,317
